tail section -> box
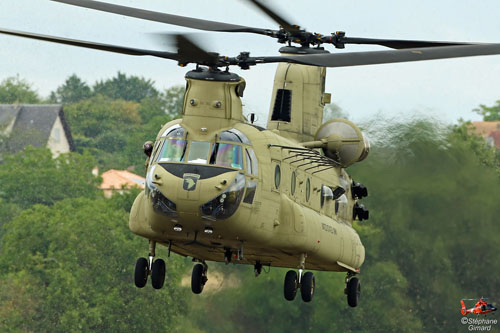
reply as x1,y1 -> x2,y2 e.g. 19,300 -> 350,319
461,300 -> 468,315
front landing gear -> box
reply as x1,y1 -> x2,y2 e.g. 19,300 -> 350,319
345,273 -> 361,307
191,262 -> 208,294
134,257 -> 149,288
133,240 -> 166,290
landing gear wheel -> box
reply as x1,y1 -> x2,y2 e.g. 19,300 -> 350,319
151,258 -> 166,289
284,270 -> 298,301
134,257 -> 149,288
300,272 -> 315,302
191,263 -> 207,294
347,277 -> 360,307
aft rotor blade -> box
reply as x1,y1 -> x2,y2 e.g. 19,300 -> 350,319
248,0 -> 301,34
52,0 -> 270,35
341,36 -> 473,49
0,28 -> 179,60
276,44 -> 500,68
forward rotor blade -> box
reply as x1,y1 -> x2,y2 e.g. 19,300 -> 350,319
277,43 -> 500,68
174,34 -> 219,65
342,36 -> 473,49
248,0 -> 300,34
52,0 -> 269,35
0,28 -> 179,60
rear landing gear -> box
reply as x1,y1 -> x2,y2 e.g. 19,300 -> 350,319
283,254 -> 316,303
191,262 -> 208,294
283,270 -> 316,302
134,240 -> 166,290
345,273 -> 361,307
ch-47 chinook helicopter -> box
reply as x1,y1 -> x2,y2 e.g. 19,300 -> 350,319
3,0 -> 500,307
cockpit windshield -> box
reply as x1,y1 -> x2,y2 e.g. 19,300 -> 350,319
154,126 -> 253,171
210,143 -> 243,169
157,138 -> 187,162
187,141 -> 211,164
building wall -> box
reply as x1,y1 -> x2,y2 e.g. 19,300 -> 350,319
47,115 -> 71,157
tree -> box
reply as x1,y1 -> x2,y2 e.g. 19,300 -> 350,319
50,74 -> 92,104
164,85 -> 185,117
64,94 -> 141,139
93,72 -> 160,102
0,197 -> 187,332
473,100 -> 500,121
0,147 -> 100,209
0,76 -> 41,103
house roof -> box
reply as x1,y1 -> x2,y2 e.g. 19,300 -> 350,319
470,121 -> 500,137
0,104 -> 75,152
99,169 -> 145,190
0,105 -> 20,132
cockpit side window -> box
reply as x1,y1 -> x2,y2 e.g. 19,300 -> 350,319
245,148 -> 258,176
210,143 -> 243,169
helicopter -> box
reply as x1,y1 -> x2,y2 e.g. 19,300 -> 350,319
461,298 -> 497,316
3,0 -> 500,307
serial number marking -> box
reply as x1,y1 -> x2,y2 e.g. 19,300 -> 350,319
321,223 -> 337,235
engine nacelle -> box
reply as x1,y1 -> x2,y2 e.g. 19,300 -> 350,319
314,119 -> 370,167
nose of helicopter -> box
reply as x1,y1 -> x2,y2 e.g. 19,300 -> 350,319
147,163 -> 244,225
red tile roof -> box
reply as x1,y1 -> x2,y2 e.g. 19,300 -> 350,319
470,121 -> 500,137
99,169 -> 145,190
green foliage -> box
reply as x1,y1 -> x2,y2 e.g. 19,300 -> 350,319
0,147 -> 99,209
49,74 -> 92,104
0,76 -> 41,104
0,197 -> 187,332
473,100 -> 500,121
64,95 -> 141,138
51,76 -> 183,172
348,118 -> 500,331
323,103 -> 348,121
164,85 -> 185,117
93,72 -> 160,102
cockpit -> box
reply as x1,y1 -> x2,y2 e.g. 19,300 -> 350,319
146,124 -> 258,221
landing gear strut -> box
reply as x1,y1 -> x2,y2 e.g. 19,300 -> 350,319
254,261 -> 262,277
345,272 -> 361,307
134,240 -> 166,289
191,260 -> 208,294
283,254 -> 316,302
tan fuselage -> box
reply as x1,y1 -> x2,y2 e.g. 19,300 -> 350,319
130,65 -> 365,272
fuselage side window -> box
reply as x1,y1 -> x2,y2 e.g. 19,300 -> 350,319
274,164 -> 281,189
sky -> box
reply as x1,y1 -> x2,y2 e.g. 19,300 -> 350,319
1,0 -> 500,127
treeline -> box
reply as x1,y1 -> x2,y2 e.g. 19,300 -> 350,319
0,74 -> 184,171
0,74 -> 499,332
